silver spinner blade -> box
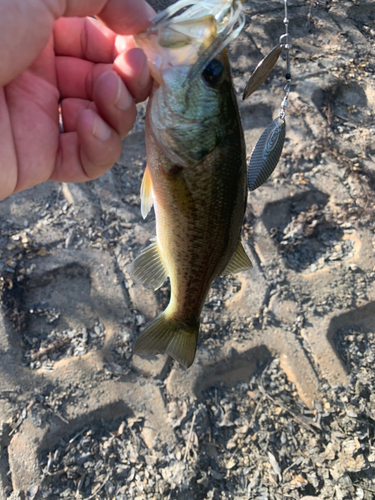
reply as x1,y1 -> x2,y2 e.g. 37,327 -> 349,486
243,44 -> 283,100
248,117 -> 286,191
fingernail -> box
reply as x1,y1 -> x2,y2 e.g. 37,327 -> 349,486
114,74 -> 133,111
139,62 -> 150,88
92,115 -> 111,142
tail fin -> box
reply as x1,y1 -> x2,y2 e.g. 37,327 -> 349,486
133,312 -> 199,368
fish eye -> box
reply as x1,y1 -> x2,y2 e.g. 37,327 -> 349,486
202,59 -> 224,85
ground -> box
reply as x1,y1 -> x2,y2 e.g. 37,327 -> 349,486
0,0 -> 374,499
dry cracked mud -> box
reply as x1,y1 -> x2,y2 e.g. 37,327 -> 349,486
0,1 -> 374,499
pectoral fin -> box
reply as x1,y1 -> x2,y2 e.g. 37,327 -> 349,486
140,164 -> 153,219
128,241 -> 168,290
222,239 -> 252,276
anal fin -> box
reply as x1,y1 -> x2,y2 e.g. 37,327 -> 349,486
222,239 -> 253,276
128,241 -> 168,291
140,164 -> 153,219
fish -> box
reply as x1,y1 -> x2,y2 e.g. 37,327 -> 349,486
130,0 -> 252,368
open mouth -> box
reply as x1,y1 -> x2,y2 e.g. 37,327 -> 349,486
135,0 -> 245,85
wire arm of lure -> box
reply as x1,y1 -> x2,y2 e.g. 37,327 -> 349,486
278,2 -> 292,122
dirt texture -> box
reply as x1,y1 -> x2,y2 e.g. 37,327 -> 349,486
0,0 -> 374,499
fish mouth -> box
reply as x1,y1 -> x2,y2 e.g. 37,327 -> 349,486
182,1 -> 245,86
135,0 -> 245,85
151,0 -> 244,36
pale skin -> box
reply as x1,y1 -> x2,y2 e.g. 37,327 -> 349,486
0,0 -> 155,200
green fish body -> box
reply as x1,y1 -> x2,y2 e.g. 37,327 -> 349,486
131,0 -> 251,367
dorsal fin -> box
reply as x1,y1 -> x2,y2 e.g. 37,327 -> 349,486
128,241 -> 168,291
140,164 -> 153,219
222,239 -> 252,276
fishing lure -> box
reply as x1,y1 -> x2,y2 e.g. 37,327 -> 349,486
243,0 -> 291,191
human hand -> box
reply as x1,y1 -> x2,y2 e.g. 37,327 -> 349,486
0,0 -> 155,200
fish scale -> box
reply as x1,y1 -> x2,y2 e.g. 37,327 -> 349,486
150,128 -> 246,320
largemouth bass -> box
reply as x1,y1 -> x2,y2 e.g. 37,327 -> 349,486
130,0 -> 251,368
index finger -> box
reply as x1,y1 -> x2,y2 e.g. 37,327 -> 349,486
53,17 -> 136,63
61,0 -> 155,35
98,0 -> 155,36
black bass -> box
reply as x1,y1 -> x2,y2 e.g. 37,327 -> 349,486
130,0 -> 251,368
